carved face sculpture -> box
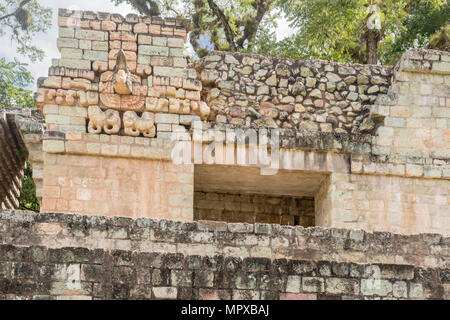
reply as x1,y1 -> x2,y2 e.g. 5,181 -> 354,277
98,48 -> 146,112
113,50 -> 132,95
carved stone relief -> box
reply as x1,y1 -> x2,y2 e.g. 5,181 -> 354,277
99,49 -> 146,113
87,106 -> 121,134
123,111 -> 156,138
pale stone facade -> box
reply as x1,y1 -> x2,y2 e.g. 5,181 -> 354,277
0,210 -> 448,300
41,153 -> 193,220
20,8 -> 449,237
0,8 -> 449,302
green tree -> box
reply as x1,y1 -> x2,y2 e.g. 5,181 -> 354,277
277,0 -> 448,64
0,58 -> 34,108
0,0 -> 51,108
0,1 -> 51,212
428,23 -> 450,51
18,161 -> 39,212
112,0 -> 278,57
384,1 -> 450,63
0,0 -> 52,62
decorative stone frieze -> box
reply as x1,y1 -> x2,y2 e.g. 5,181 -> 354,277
123,111 -> 156,138
28,8 -> 449,236
36,8 -> 208,138
87,105 -> 121,134
193,51 -> 393,134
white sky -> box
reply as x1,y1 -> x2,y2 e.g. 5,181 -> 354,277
0,0 -> 293,90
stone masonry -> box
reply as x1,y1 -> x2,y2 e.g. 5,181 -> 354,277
2,9 -> 447,242
194,51 -> 392,133
33,11 -> 449,235
194,192 -> 315,226
0,210 -> 448,300
0,108 -> 44,209
0,6 -> 449,301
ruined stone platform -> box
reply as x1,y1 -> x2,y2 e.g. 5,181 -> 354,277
0,210 -> 448,300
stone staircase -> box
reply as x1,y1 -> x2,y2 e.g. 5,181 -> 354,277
0,108 -> 44,208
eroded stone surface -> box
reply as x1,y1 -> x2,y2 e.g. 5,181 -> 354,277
0,210 -> 448,300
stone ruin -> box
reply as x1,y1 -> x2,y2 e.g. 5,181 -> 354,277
0,8 -> 448,300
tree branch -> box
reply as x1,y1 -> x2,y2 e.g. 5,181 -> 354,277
236,0 -> 274,49
128,0 -> 158,16
207,0 -> 237,51
0,0 -> 32,21
162,0 -> 180,16
0,12 -> 14,21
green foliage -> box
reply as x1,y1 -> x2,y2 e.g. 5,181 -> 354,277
18,161 -> 40,212
428,23 -> 450,50
0,2 -> 49,212
384,1 -> 450,63
0,0 -> 52,62
112,0 -> 278,57
0,57 -> 35,108
112,0 -> 448,63
277,0 -> 448,64
112,0 -> 161,16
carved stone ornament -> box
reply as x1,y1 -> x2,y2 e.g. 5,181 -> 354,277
98,49 -> 145,112
113,50 -> 133,95
123,111 -> 156,138
87,105 -> 121,134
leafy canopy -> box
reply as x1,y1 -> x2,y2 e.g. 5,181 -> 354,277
18,161 -> 40,212
112,0 -> 278,57
277,0 -> 449,64
0,0 -> 52,62
0,57 -> 34,108
385,1 -> 450,62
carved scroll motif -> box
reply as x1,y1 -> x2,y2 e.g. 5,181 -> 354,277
98,49 -> 146,113
87,106 -> 121,134
121,95 -> 146,112
99,93 -> 121,110
123,111 -> 156,138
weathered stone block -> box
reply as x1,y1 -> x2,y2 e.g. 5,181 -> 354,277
138,45 -> 169,56
58,58 -> 91,70
286,275 -> 301,293
155,113 -> 179,124
361,279 -> 392,296
57,38 -> 79,49
43,140 -> 65,153
393,281 -> 407,298
75,29 -> 107,41
153,66 -> 187,78
325,278 -> 359,295
409,283 -> 424,299
152,286 -> 177,299
302,277 -> 325,293
59,27 -> 75,38
83,50 -> 108,61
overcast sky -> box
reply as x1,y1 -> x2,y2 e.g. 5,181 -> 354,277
0,0 -> 293,90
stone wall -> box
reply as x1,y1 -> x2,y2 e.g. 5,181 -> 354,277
194,51 -> 392,133
315,173 -> 450,236
0,210 -> 448,300
194,192 -> 315,226
29,8 -> 449,237
353,49 -> 450,180
36,9 -> 209,137
40,152 -> 193,221
0,108 -> 44,209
